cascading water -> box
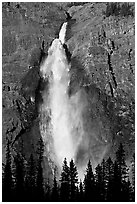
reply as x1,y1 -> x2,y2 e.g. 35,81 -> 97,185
39,22 -> 110,179
39,22 -> 84,175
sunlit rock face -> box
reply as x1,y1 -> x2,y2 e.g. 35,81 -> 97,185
39,22 -> 111,179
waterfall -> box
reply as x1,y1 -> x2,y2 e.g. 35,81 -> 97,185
39,22 -> 109,179
39,22 -> 84,173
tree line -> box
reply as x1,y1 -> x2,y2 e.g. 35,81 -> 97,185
104,2 -> 134,17
2,138 -> 135,202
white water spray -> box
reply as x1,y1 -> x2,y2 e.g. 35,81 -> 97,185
39,22 -> 110,179
40,22 -> 85,170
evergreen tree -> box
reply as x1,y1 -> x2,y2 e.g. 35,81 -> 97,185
25,154 -> 36,201
105,157 -> 114,201
75,185 -> 79,201
35,137 -> 44,201
122,177 -> 133,202
45,179 -> 51,201
131,154 -> 135,187
131,153 -> 135,201
69,159 -> 78,201
95,163 -> 104,201
111,144 -> 128,201
51,173 -> 59,201
2,139 -> 13,201
78,179 -> 84,201
95,159 -> 107,202
84,160 -> 96,201
115,143 -> 128,201
14,152 -> 25,201
60,158 -> 70,201
116,143 -> 128,182
113,160 -> 121,201
101,159 -> 107,200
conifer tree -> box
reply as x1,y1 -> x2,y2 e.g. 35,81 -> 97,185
131,153 -> 135,201
95,163 -> 104,201
75,185 -> 79,201
131,154 -> 135,189
14,152 -> 25,201
45,179 -> 51,201
35,137 -> 44,201
2,139 -> 13,201
122,177 -> 132,201
105,157 -> 114,201
115,143 -> 128,201
113,160 -> 121,201
60,158 -> 70,201
111,144 -> 128,201
51,173 -> 59,201
69,159 -> 78,201
84,160 -> 95,201
25,154 -> 36,201
116,143 -> 128,182
101,159 -> 107,200
79,179 -> 84,201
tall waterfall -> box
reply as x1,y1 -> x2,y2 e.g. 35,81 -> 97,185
39,22 -> 83,174
39,22 -> 109,179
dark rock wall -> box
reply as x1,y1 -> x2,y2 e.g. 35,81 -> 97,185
67,2 -> 135,160
2,2 -> 66,163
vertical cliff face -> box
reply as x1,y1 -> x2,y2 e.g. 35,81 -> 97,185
2,2 -> 134,181
2,2 -> 66,163
66,2 -> 135,162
